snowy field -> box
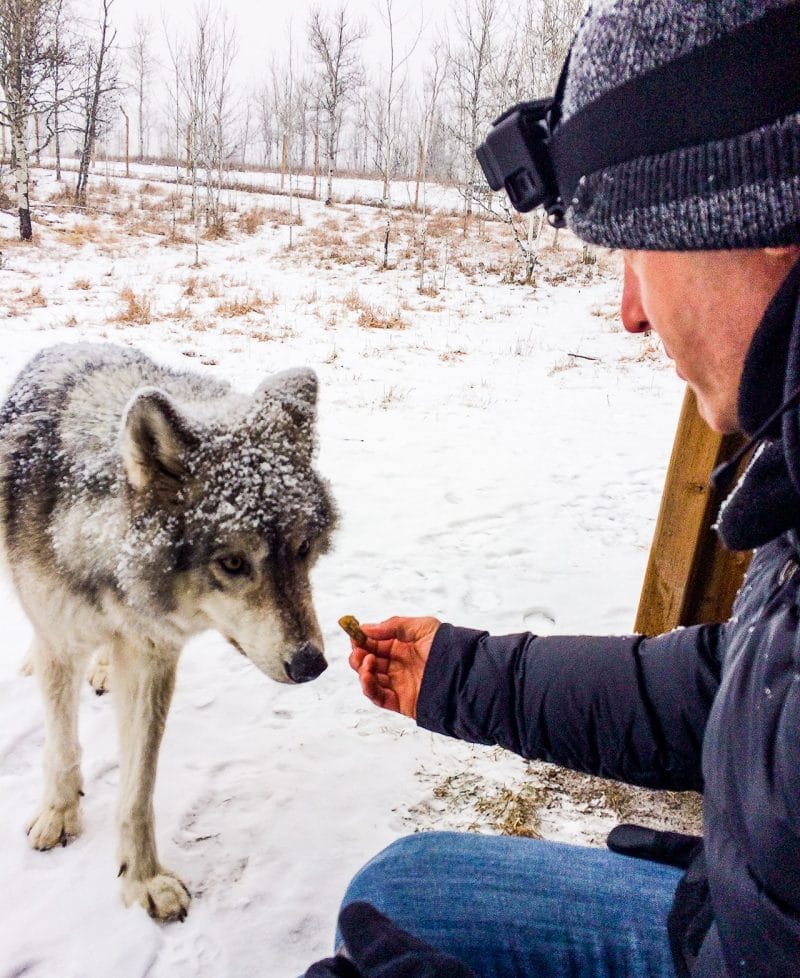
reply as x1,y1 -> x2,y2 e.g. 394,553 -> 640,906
42,155 -> 467,212
0,168 -> 691,977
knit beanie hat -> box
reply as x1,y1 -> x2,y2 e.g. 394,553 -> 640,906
561,0 -> 800,250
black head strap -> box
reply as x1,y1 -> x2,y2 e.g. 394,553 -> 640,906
551,3 -> 800,205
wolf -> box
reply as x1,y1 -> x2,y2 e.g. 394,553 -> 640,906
0,342 -> 337,921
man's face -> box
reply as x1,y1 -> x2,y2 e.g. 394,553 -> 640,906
620,249 -> 800,433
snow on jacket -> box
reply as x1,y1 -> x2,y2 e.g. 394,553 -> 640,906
416,262 -> 800,978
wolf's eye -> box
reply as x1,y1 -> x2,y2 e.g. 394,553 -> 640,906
297,539 -> 311,559
217,555 -> 250,577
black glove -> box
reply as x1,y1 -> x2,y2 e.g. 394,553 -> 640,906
304,901 -> 476,978
606,823 -> 702,870
305,957 -> 362,978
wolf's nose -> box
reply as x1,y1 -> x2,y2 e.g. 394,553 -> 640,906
285,642 -> 328,683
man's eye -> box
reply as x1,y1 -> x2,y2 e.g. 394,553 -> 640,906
297,539 -> 311,559
217,555 -> 250,577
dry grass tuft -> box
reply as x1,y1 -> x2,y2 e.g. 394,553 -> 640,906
203,220 -> 228,241
47,183 -> 75,206
423,212 -> 462,240
237,205 -> 303,234
171,302 -> 192,320
473,783 -> 546,838
342,288 -> 366,312
357,305 -> 406,330
18,286 -> 47,309
238,208 -> 268,235
71,278 -> 91,291
183,275 -> 223,299
137,216 -> 173,237
440,349 -> 467,362
159,226 -> 192,247
62,221 -> 102,247
115,287 -> 152,325
215,291 -> 270,317
341,288 -> 405,329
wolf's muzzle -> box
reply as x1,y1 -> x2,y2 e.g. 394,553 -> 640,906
285,642 -> 327,683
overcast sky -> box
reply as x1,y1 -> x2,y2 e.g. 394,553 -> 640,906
110,0 -> 455,90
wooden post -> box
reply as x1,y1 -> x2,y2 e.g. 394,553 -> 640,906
634,387 -> 752,636
312,130 -> 319,200
121,108 -> 130,178
414,136 -> 424,211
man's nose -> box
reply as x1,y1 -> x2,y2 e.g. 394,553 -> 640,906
620,262 -> 651,334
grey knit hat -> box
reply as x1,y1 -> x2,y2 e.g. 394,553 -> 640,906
562,0 -> 800,250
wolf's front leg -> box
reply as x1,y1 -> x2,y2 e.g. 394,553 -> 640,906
111,639 -> 190,922
27,639 -> 86,849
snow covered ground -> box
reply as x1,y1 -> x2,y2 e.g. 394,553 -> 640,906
0,168 -> 689,977
41,155 -> 467,213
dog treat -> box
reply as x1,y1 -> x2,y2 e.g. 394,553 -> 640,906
338,615 -> 368,647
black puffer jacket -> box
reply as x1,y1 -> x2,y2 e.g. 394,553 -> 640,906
416,264 -> 800,977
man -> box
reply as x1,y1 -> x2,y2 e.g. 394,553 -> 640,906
305,2 -> 800,976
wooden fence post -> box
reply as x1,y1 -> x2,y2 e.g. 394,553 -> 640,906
634,388 -> 752,636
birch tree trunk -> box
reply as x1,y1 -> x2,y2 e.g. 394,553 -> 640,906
53,62 -> 61,180
75,0 -> 115,205
325,107 -> 334,205
11,106 -> 31,238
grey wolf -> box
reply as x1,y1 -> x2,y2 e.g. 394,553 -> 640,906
1,342 -> 337,921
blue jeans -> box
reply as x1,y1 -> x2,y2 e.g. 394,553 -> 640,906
338,831 -> 681,978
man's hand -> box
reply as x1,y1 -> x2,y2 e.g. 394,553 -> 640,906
347,616 -> 441,719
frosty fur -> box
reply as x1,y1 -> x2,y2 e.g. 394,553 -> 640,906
0,342 -> 337,921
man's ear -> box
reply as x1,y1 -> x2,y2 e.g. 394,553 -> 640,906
254,368 -> 318,427
120,388 -> 198,492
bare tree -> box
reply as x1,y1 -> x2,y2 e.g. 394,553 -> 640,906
540,0 -> 585,92
306,3 -> 365,204
448,0 -> 500,220
0,0 -> 61,238
162,20 -> 184,235
185,5 -> 237,235
49,0 -> 74,181
416,39 -> 447,289
128,13 -> 153,161
166,4 -> 239,262
75,0 -> 118,205
372,0 -> 421,268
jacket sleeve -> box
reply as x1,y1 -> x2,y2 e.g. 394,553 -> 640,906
415,623 -> 724,792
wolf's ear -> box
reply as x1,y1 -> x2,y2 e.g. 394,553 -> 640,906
120,388 -> 198,492
255,368 -> 318,427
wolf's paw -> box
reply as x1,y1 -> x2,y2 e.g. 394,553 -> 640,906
87,651 -> 110,695
19,654 -> 34,677
122,871 -> 191,922
26,802 -> 82,850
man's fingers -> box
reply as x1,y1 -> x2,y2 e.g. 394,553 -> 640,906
363,617 -> 440,648
349,646 -> 367,671
357,660 -> 401,712
360,671 -> 389,707
360,619 -> 407,641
